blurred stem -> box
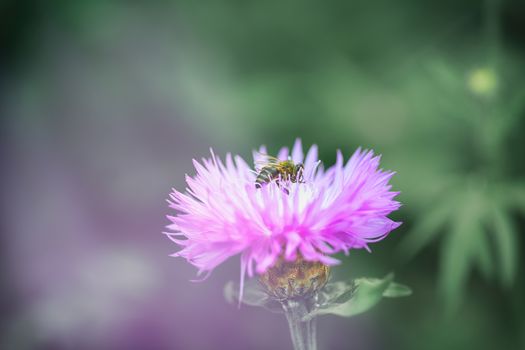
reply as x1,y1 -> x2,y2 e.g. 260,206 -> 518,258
478,0 -> 504,176
282,298 -> 318,350
485,0 -> 501,69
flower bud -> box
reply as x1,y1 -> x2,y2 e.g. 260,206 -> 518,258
259,255 -> 329,300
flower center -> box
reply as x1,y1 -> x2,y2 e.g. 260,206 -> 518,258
258,254 -> 329,300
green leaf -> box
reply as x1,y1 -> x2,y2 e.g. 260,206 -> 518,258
440,228 -> 473,311
399,194 -> 456,260
492,206 -> 518,287
506,86 -> 525,123
383,282 -> 413,298
304,274 -> 410,320
506,182 -> 525,215
439,189 -> 485,311
474,227 -> 494,281
224,280 -> 282,313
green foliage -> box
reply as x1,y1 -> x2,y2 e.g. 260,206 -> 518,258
491,206 -> 518,287
395,49 -> 525,311
304,274 -> 411,320
224,279 -> 282,313
439,186 -> 487,310
401,178 -> 522,310
225,274 -> 411,320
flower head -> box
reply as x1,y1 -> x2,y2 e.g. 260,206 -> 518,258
165,140 -> 401,290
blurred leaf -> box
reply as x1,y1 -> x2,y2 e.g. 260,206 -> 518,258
323,281 -> 355,305
399,194 -> 456,260
426,61 -> 470,115
474,227 -> 494,281
507,182 -> 525,215
224,280 -> 282,313
506,86 -> 525,122
440,189 -> 486,311
226,274 -> 411,320
304,274 -> 410,320
491,206 -> 518,287
410,181 -> 522,310
383,282 -> 413,298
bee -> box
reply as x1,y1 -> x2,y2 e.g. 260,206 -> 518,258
255,154 -> 304,191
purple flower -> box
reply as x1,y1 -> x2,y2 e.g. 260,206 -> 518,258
165,139 -> 401,289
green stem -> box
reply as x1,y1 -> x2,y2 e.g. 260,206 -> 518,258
484,0 -> 501,69
282,298 -> 318,350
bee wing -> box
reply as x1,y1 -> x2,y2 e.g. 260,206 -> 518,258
254,152 -> 281,169
254,152 -> 280,162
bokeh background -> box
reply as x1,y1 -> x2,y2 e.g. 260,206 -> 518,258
1,0 -> 525,349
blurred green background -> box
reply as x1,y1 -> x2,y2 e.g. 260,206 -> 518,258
2,0 -> 525,349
